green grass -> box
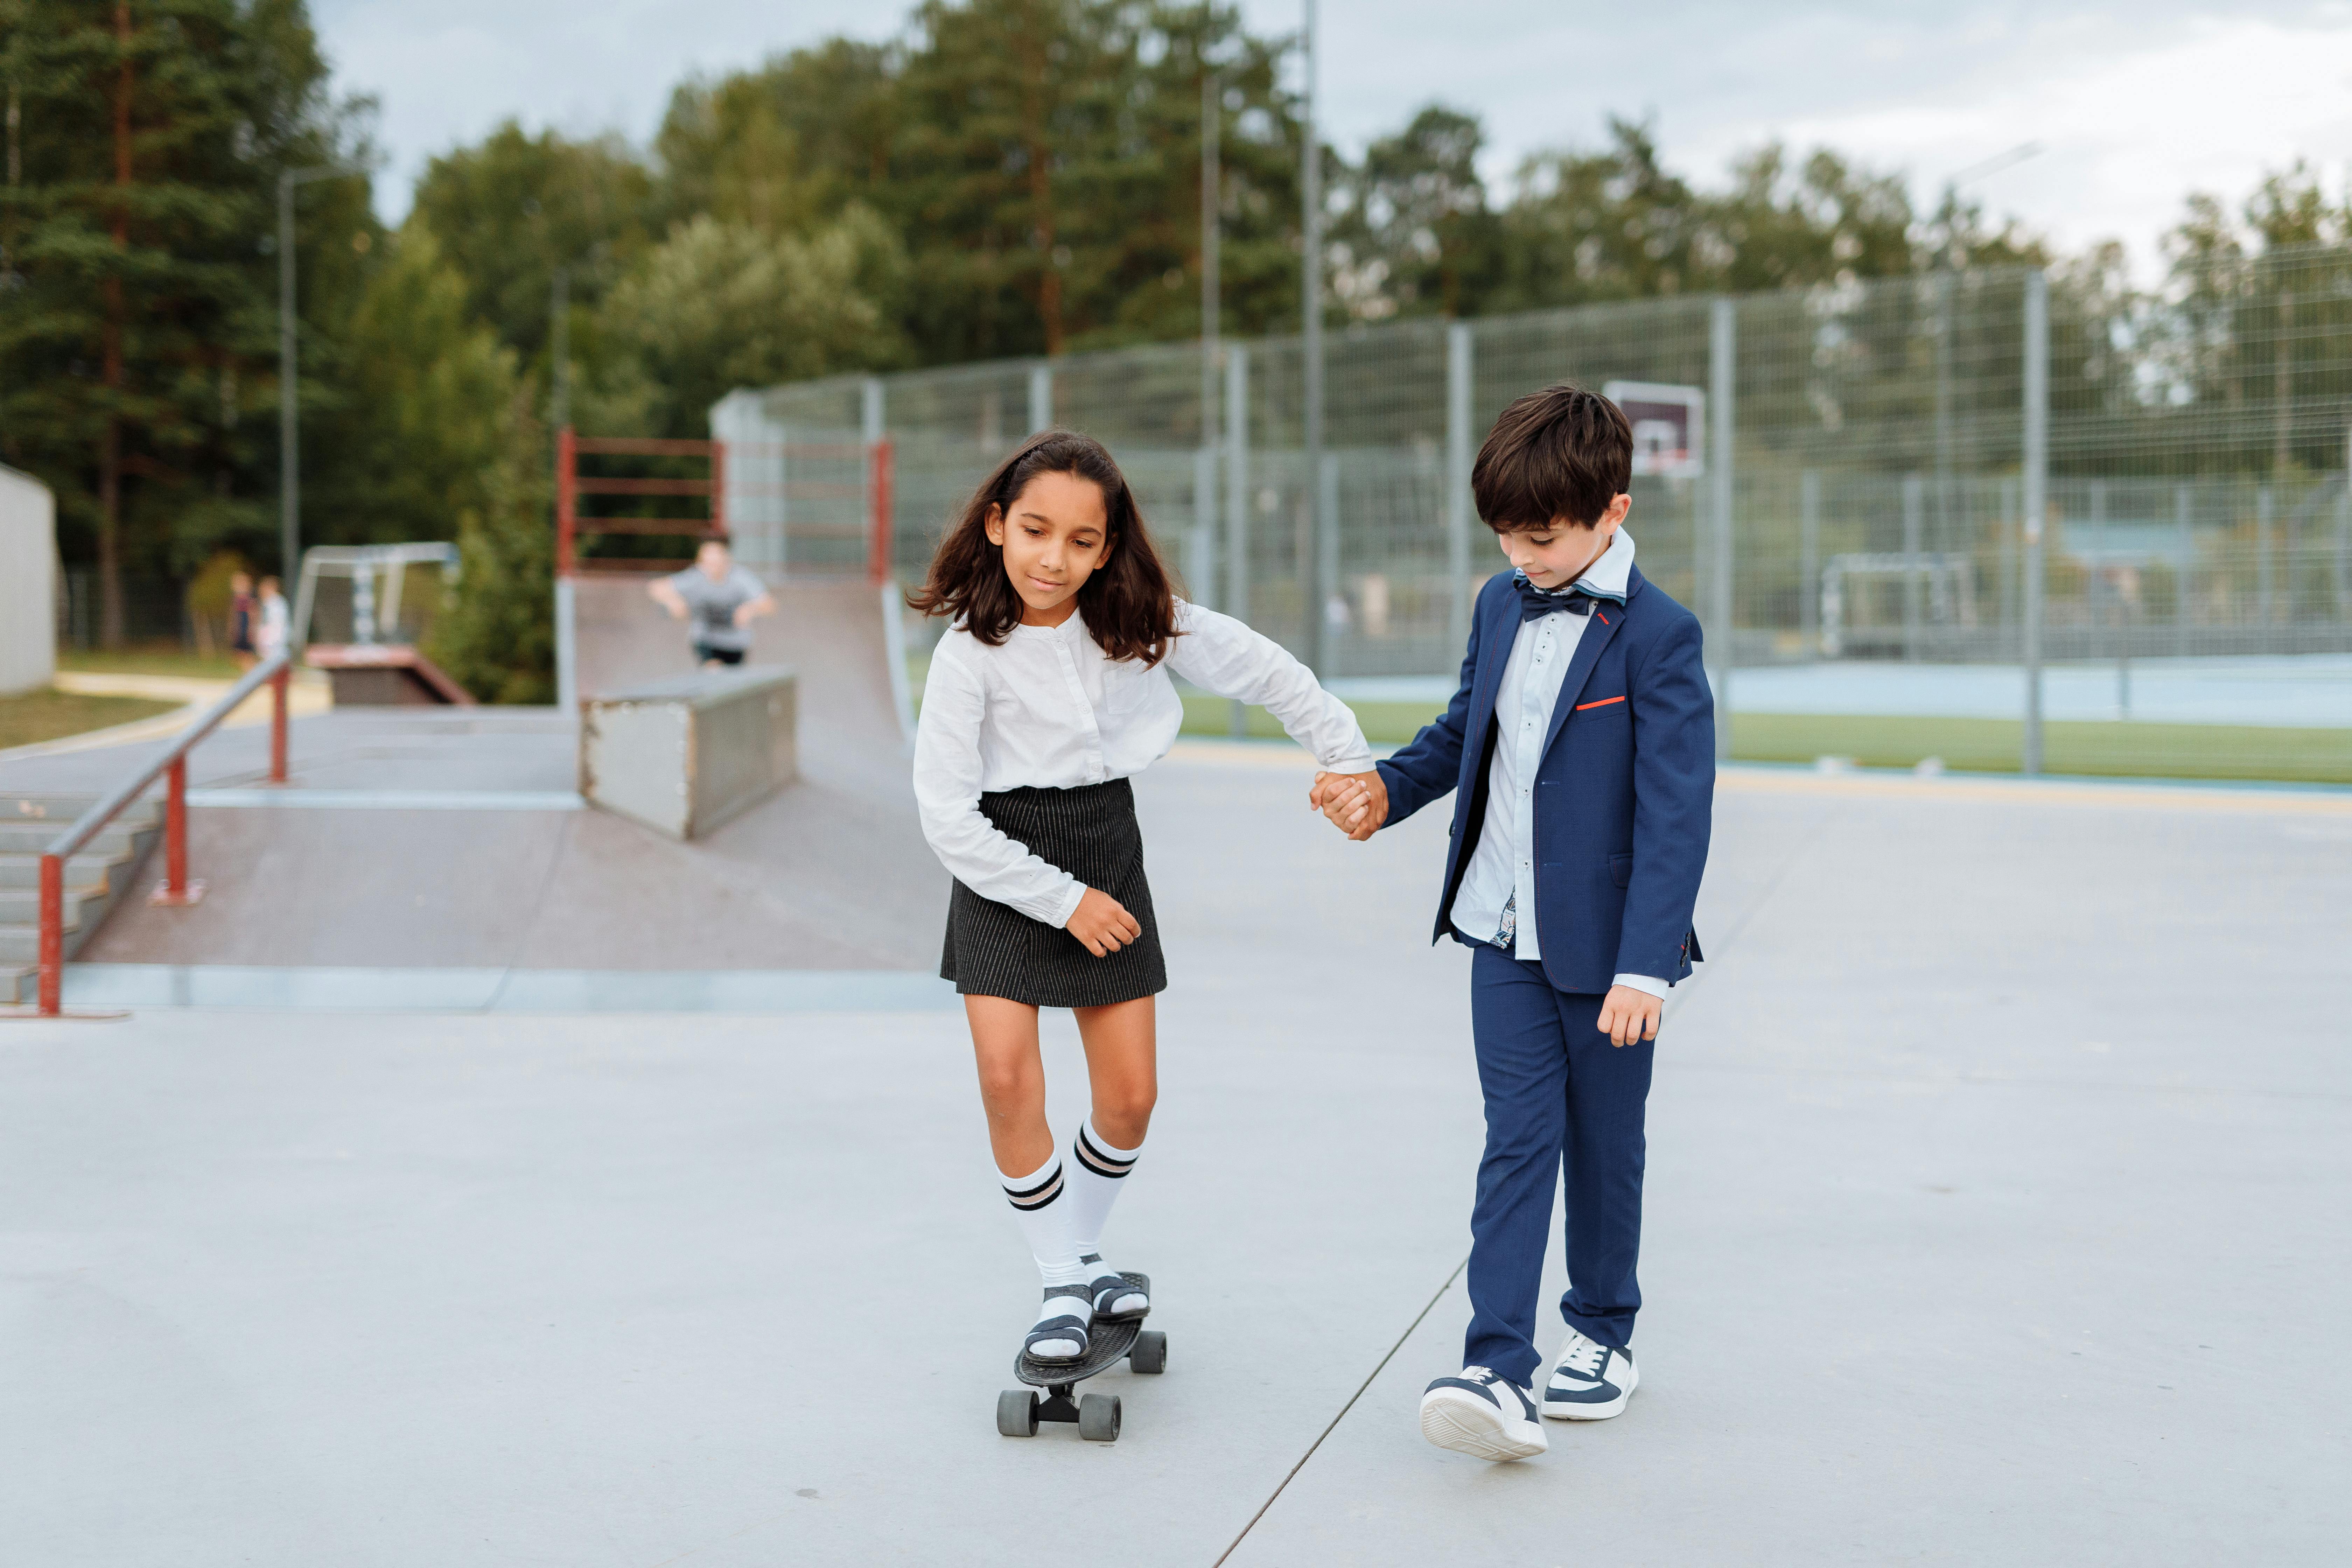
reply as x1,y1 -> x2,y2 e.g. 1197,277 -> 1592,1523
1727,713 -> 2352,785
919,656 -> 2351,786
1177,693 -> 1446,747
1176,696 -> 2352,785
57,646 -> 245,680
0,688 -> 181,750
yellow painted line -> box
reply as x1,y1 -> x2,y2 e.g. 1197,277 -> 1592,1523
1,672 -> 334,763
51,670 -> 332,727
0,704 -> 200,761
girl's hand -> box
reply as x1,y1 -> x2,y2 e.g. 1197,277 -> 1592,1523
1309,770 -> 1387,841
1066,888 -> 1143,957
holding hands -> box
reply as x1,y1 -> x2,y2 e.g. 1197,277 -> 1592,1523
1309,770 -> 1388,841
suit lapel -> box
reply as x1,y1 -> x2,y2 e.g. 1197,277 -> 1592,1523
1539,565 -> 1643,762
1469,579 -> 1519,737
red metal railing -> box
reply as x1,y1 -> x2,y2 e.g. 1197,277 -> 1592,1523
868,438 -> 895,586
556,430 -> 727,575
555,428 -> 895,582
31,652 -> 291,1016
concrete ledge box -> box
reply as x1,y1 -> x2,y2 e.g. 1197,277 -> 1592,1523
580,667 -> 797,840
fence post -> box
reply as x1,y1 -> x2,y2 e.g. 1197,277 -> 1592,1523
1446,321 -> 1474,656
2337,482 -> 2351,621
1709,297 -> 1735,763
1318,452 -> 1343,672
1799,469 -> 1821,654
2256,485 -> 2275,632
1901,472 -> 1925,662
37,852 -> 62,1016
1195,337 -> 1220,613
1028,362 -> 1053,434
1191,442 -> 1219,613
862,379 -> 889,586
2340,429 -> 2352,618
554,423 -> 578,715
2022,270 -> 2049,776
1226,343 -> 1250,738
709,439 -> 728,541
270,665 -> 289,784
2176,484 -> 2194,656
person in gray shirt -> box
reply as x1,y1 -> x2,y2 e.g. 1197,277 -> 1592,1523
648,539 -> 776,667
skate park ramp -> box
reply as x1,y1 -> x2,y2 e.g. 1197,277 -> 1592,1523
572,573 -> 911,795
4,573 -> 940,978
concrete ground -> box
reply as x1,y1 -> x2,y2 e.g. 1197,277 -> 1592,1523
1,752 -> 2347,1564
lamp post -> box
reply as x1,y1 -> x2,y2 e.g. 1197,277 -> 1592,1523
1300,0 -> 1326,675
278,162 -> 369,580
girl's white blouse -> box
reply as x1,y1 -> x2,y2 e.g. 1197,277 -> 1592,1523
914,600 -> 1374,927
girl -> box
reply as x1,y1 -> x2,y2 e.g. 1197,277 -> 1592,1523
911,430 -> 1377,1364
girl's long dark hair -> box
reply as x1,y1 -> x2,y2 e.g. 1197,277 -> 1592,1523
907,429 -> 1181,665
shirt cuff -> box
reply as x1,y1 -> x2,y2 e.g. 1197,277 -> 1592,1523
1046,880 -> 1087,931
1612,973 -> 1670,1000
1319,751 -> 1376,776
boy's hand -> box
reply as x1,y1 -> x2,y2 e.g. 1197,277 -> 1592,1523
1066,887 -> 1143,958
1596,985 -> 1661,1047
1309,770 -> 1388,841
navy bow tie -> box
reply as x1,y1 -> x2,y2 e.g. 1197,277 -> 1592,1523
1516,576 -> 1597,622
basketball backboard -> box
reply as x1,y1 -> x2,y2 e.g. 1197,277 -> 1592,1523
1602,381 -> 1706,479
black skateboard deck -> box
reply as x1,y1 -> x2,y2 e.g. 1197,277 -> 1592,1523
999,1273 -> 1164,1441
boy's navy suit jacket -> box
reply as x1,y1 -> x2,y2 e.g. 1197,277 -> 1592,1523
1375,562 -> 1714,994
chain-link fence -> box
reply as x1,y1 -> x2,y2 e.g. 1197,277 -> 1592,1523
722,246 -> 2352,783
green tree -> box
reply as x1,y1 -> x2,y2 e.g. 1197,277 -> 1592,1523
653,40 -> 900,238
592,205 -> 908,436
406,121 -> 655,369
1329,105 -> 1502,321
0,0 -> 367,641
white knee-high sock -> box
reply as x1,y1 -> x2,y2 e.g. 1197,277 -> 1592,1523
1001,1152 -> 1089,1288
1065,1118 -> 1142,1267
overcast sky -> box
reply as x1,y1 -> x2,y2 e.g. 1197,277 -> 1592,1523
314,0 -> 2352,277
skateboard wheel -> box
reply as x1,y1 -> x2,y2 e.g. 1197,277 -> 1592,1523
1078,1392 -> 1121,1442
1128,1331 -> 1167,1374
997,1389 -> 1039,1437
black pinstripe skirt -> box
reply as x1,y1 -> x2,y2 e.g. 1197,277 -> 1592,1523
940,778 -> 1167,1009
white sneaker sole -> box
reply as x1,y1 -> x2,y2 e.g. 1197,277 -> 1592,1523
1419,1387 -> 1547,1461
1542,1356 -> 1638,1421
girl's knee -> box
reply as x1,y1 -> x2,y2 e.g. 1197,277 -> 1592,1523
976,1062 -> 1042,1113
1094,1088 -> 1155,1145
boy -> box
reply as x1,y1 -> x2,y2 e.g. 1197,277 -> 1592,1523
1312,383 -> 1713,1462
648,538 -> 777,668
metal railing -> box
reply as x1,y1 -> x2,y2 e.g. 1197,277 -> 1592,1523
31,652 -> 292,1016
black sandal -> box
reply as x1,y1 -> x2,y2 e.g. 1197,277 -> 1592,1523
1023,1283 -> 1094,1360
1084,1259 -> 1150,1322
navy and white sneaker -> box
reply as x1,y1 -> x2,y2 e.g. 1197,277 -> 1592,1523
1418,1366 -> 1548,1461
1541,1329 -> 1637,1420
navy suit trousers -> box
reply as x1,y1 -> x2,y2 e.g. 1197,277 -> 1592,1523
1464,943 -> 1655,1387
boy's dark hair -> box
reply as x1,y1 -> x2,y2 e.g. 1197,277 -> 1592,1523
908,429 -> 1180,665
1471,383 -> 1633,531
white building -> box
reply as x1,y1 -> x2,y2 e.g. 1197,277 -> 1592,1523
0,465 -> 56,696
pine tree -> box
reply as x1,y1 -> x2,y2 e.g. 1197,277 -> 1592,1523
0,0 -> 359,643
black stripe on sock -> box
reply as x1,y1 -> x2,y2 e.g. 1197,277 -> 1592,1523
1003,1164 -> 1064,1208
1075,1127 -> 1136,1178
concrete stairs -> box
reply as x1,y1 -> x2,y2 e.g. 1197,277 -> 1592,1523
2,793 -> 164,1003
